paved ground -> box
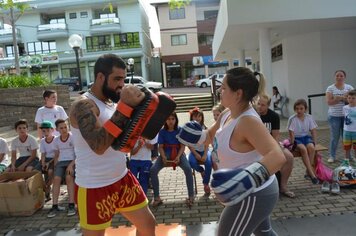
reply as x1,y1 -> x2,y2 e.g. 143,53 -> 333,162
1,111 -> 356,235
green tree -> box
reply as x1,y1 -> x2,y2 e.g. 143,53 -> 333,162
0,0 -> 30,75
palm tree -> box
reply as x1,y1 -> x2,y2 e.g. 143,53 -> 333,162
0,0 -> 30,75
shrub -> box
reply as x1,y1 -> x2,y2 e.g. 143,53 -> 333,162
0,74 -> 50,88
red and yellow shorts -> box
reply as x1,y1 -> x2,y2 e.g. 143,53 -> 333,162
75,171 -> 148,231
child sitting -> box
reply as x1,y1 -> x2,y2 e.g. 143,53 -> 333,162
47,119 -> 76,218
288,99 -> 319,184
150,112 -> 194,207
187,107 -> 212,195
0,137 -> 9,174
129,135 -> 158,195
35,121 -> 56,202
7,119 -> 39,172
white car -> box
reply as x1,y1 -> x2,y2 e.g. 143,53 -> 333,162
125,76 -> 162,92
195,73 -> 225,88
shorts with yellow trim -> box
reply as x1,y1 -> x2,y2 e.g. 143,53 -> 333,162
343,130 -> 356,150
75,170 -> 148,231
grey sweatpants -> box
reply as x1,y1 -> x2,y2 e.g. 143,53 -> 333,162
217,177 -> 279,236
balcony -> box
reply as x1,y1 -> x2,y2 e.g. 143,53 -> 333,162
37,23 -> 69,40
0,28 -> 21,44
90,17 -> 121,35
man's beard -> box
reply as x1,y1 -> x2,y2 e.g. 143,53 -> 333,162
102,77 -> 120,103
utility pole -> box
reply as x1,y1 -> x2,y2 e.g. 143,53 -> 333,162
10,6 -> 20,74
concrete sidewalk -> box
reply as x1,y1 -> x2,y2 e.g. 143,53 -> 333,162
1,112 -> 356,236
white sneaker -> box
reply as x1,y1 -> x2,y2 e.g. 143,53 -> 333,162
331,182 -> 340,195
327,158 -> 335,163
321,181 -> 330,193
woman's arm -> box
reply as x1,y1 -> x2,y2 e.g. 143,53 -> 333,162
326,92 -> 345,106
206,109 -> 228,145
188,146 -> 202,161
238,117 -> 286,175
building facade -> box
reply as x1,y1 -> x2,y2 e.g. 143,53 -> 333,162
213,0 -> 356,120
0,0 -> 156,85
152,0 -> 233,87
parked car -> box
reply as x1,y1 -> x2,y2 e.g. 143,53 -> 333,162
52,77 -> 87,91
195,73 -> 225,88
124,76 -> 162,92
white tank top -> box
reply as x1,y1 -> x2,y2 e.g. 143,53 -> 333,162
215,107 -> 275,192
72,92 -> 127,188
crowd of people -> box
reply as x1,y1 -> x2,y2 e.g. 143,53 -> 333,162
0,53 -> 355,235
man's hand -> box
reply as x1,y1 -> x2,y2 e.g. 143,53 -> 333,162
120,84 -> 145,107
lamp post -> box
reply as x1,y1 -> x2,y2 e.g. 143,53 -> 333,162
127,58 -> 134,84
68,34 -> 83,91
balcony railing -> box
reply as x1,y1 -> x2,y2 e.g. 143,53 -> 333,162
0,28 -> 19,35
91,17 -> 119,26
38,23 -> 67,31
86,43 -> 141,52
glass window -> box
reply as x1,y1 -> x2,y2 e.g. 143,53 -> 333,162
27,41 -> 56,55
80,12 -> 88,18
169,7 -> 185,20
204,10 -> 218,20
113,32 -> 140,48
171,34 -> 187,46
86,35 -> 111,51
5,45 -> 14,57
69,12 -> 77,19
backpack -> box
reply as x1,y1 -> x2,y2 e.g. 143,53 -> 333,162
315,153 -> 333,182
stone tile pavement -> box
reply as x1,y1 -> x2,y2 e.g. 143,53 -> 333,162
1,111 -> 356,235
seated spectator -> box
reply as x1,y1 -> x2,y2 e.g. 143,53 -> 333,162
188,107 -> 212,195
129,135 -> 158,195
150,112 -> 194,207
288,99 -> 318,184
47,119 -> 76,218
34,121 -> 56,202
0,137 -> 9,174
7,119 -> 39,172
257,94 -> 295,198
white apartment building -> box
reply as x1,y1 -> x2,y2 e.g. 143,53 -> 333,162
213,0 -> 356,120
0,0 -> 156,85
151,0 -> 230,87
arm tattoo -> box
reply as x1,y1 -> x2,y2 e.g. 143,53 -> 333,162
72,100 -> 113,153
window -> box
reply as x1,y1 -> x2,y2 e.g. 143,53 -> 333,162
86,35 -> 111,51
171,34 -> 187,46
80,12 -> 88,18
113,32 -> 140,48
69,12 -> 77,19
271,44 -> 283,62
27,41 -> 57,55
5,45 -> 14,57
169,7 -> 185,20
204,10 -> 218,20
198,34 -> 213,46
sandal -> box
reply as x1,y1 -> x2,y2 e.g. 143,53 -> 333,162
186,197 -> 194,209
280,191 -> 295,198
151,198 -> 163,207
204,184 -> 211,195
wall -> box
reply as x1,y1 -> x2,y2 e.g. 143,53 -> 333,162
0,86 -> 71,128
283,32 -> 324,120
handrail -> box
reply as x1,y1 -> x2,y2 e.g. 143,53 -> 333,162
307,93 -> 325,114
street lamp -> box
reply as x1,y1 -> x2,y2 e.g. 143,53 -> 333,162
68,34 -> 83,91
127,58 -> 134,84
